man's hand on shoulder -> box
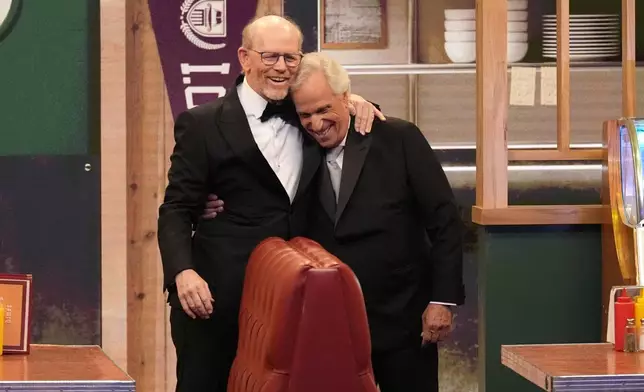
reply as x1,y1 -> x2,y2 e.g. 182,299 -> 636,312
421,303 -> 453,345
202,194 -> 224,219
348,93 -> 386,135
175,269 -> 214,319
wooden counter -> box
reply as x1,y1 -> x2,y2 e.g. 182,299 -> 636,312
502,343 -> 644,391
0,344 -> 134,391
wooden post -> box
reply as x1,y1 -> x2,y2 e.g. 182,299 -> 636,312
622,0 -> 636,117
100,0 -> 128,372
125,0 -> 172,391
556,0 -> 570,152
475,0 -> 508,209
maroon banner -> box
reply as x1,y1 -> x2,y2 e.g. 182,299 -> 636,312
148,0 -> 258,119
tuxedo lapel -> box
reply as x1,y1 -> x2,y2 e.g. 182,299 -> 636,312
318,162 -> 336,221
294,131 -> 321,202
218,75 -> 287,197
336,121 -> 372,224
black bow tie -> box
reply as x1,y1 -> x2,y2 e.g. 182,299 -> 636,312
260,99 -> 297,124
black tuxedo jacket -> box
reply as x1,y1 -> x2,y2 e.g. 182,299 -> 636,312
307,117 -> 465,350
157,76 -> 321,322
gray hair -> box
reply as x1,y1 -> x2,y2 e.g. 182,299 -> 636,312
291,52 -> 351,95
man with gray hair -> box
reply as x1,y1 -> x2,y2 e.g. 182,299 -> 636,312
202,50 -> 463,391
158,15 -> 383,392
291,52 -> 465,392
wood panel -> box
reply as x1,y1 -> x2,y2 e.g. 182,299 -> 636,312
622,0 -> 636,117
556,0 -> 570,152
475,0 -> 508,209
508,149 -> 603,161
125,0 -> 169,391
100,0 -> 128,372
472,205 -> 606,226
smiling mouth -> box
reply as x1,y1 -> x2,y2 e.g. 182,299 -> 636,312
268,76 -> 288,85
313,126 -> 332,138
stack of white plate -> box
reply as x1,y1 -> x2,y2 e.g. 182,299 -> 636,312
507,0 -> 529,62
542,14 -> 620,60
444,9 -> 477,63
443,1 -> 529,64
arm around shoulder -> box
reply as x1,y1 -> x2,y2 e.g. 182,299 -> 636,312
401,122 -> 465,306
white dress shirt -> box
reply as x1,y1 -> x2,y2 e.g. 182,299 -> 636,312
237,78 -> 302,202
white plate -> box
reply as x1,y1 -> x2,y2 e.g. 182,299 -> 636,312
543,47 -> 620,51
444,9 -> 475,21
542,17 -> 619,21
542,47 -> 620,51
542,51 -> 620,55
542,39 -> 621,44
542,50 -> 620,55
542,21 -> 620,26
543,53 -> 620,60
508,10 -> 528,21
543,25 -> 620,31
542,32 -> 620,38
542,14 -> 619,18
507,0 -> 528,10
543,41 -> 620,45
543,45 -> 620,51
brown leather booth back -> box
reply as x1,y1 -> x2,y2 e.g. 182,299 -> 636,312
227,237 -> 378,392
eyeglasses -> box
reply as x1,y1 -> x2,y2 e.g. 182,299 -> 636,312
247,49 -> 303,67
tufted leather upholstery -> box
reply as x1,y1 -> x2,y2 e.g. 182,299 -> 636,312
227,237 -> 378,392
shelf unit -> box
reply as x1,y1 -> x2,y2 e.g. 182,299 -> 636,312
328,0 -> 635,225
472,0 -> 635,225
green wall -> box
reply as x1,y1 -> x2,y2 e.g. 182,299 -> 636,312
478,225 -> 602,392
0,0 -> 99,156
0,0 -> 101,344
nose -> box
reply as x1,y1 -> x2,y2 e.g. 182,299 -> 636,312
272,56 -> 287,71
310,115 -> 324,132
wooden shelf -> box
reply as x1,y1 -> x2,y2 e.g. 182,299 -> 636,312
508,149 -> 604,161
472,205 -> 607,225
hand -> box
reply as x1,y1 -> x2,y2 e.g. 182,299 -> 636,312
348,94 -> 386,135
421,304 -> 453,345
202,194 -> 224,219
175,269 -> 214,319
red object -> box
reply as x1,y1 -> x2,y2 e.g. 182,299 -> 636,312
228,236 -> 378,392
614,288 -> 635,351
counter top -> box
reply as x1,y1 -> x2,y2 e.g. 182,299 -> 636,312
502,343 -> 644,391
0,344 -> 134,391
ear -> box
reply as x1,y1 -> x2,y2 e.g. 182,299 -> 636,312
238,47 -> 250,74
341,91 -> 351,107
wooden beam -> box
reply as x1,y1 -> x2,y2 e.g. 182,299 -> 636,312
556,0 -> 570,152
100,0 -> 128,372
475,0 -> 508,209
126,0 -> 170,391
508,149 -> 604,161
472,205 -> 606,226
622,0 -> 636,117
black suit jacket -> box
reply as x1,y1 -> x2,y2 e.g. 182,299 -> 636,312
158,76 -> 321,322
307,117 -> 465,351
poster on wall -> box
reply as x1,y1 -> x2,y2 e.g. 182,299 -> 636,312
148,0 -> 258,119
148,0 -> 320,119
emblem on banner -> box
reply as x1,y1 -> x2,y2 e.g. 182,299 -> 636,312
181,0 -> 227,50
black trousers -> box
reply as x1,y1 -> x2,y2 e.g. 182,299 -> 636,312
169,305 -> 238,392
372,342 -> 438,392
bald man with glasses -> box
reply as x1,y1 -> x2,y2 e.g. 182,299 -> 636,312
157,15 -> 383,392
